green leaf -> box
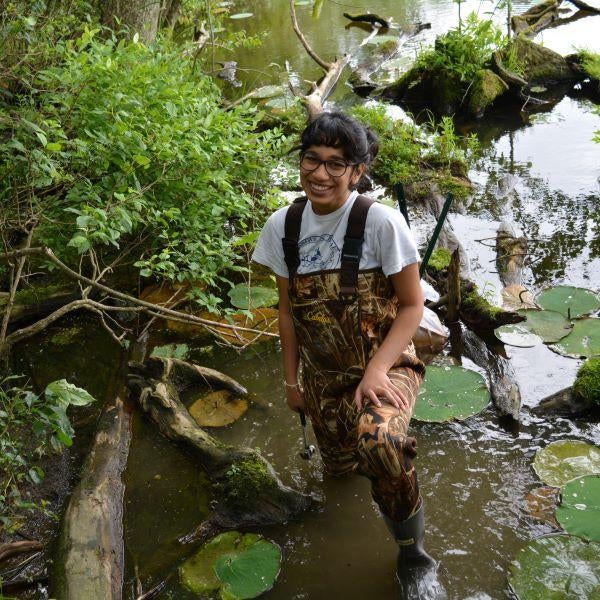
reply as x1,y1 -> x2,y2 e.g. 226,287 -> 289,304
46,142 -> 63,152
229,12 -> 254,19
509,535 -> 600,599
132,154 -> 151,167
535,286 -> 600,319
312,0 -> 324,19
228,285 -> 278,310
45,380 -> 96,407
517,309 -> 573,343
549,318 -> 600,359
28,466 -> 44,485
413,365 -> 489,422
180,532 -> 279,596
214,537 -> 281,599
534,440 -> 600,488
556,475 -> 600,543
150,343 -> 189,359
495,323 -> 542,348
35,131 -> 48,147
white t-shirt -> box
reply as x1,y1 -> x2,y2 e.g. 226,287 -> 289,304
252,191 -> 420,278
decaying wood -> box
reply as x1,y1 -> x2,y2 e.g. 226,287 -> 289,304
496,222 -> 528,288
491,51 -> 528,88
0,541 -> 43,563
512,0 -> 561,35
127,357 -> 313,542
460,327 -> 521,420
289,0 -> 377,119
447,249 -> 461,323
53,392 -> 131,600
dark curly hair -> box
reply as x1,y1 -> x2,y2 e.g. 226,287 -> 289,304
299,111 -> 379,167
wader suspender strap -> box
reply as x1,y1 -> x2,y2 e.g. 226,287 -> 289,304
281,195 -> 374,297
282,197 -> 308,280
339,195 -> 374,298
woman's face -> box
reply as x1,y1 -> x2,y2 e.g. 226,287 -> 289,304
299,145 -> 365,215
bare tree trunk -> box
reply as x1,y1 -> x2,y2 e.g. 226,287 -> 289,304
102,0 -> 161,42
53,392 -> 132,600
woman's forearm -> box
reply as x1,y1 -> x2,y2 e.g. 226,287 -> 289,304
276,276 -> 300,384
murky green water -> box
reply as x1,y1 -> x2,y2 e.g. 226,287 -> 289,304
10,1 -> 600,598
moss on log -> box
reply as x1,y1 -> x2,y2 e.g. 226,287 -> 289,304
467,69 -> 509,118
573,358 -> 600,407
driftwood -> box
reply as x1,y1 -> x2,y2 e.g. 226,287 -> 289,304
512,0 -> 600,36
127,357 -> 313,542
459,327 -> 521,420
53,392 -> 132,600
289,0 -> 377,120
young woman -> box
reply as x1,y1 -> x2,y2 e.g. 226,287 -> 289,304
252,112 -> 441,597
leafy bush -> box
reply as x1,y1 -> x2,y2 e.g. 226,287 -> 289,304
1,27 -> 287,311
416,13 -> 504,83
350,104 -> 479,189
0,377 -> 95,531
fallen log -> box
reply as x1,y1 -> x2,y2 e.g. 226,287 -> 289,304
127,357 -> 313,543
343,12 -> 390,28
460,327 -> 521,420
53,392 -> 132,600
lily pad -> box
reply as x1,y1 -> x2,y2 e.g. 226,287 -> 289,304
189,389 -> 248,427
229,12 -> 253,19
518,309 -> 573,343
150,343 -> 189,359
535,286 -> 600,319
228,285 -> 278,310
549,318 -> 600,358
413,365 -> 489,422
508,535 -> 600,599
251,85 -> 285,99
495,323 -> 542,347
533,440 -> 600,488
214,537 -> 282,599
556,475 -> 600,542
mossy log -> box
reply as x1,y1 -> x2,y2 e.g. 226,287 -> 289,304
53,392 -> 131,600
534,358 -> 600,416
0,284 -> 78,326
467,69 -> 509,118
127,357 -> 313,542
511,0 -> 561,35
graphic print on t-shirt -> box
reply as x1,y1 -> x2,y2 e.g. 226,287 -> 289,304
299,234 -> 340,271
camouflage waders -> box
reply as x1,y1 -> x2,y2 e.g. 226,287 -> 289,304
282,196 -> 426,522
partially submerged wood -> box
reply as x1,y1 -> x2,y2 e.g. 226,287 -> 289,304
460,327 -> 521,420
343,12 -> 390,28
446,249 -> 461,323
53,392 -> 131,600
532,386 -> 596,416
127,357 -> 313,542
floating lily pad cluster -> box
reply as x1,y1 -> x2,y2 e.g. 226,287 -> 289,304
180,532 -> 281,599
495,286 -> 600,358
509,440 -> 600,599
413,364 -> 490,422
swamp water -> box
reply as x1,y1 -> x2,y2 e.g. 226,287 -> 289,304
12,0 -> 600,598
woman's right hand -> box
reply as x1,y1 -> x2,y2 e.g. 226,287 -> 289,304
285,385 -> 305,413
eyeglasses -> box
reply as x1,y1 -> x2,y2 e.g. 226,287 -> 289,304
299,153 -> 355,177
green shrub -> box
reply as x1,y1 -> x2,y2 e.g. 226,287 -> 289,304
416,13 -> 504,84
1,30 -> 287,311
0,377 -> 96,531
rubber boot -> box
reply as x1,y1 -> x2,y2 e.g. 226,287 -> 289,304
383,500 -> 447,600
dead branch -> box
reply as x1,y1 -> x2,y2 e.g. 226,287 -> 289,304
0,247 -> 279,344
0,541 -> 44,564
564,0 -> 600,13
289,0 -> 331,71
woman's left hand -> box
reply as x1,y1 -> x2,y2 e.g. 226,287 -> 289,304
353,365 -> 409,411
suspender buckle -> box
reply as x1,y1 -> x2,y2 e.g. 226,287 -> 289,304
341,236 -> 363,264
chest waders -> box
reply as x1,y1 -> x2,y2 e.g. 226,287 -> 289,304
283,196 -> 445,599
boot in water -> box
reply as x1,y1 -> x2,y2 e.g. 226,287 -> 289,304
383,499 -> 447,600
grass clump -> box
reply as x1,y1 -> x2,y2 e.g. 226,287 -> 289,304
579,50 -> 600,83
573,358 -> 600,406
